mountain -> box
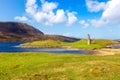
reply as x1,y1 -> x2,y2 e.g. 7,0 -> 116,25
0,22 -> 44,42
0,22 -> 80,42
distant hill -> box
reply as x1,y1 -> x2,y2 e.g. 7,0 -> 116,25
115,39 -> 120,42
42,34 -> 80,42
0,22 -> 80,42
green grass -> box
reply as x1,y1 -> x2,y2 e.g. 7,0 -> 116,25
1,52 -> 120,80
67,39 -> 119,49
21,39 -> 119,49
21,40 -> 64,48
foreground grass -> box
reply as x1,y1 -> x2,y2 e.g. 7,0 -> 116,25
1,52 -> 120,80
21,39 -> 119,49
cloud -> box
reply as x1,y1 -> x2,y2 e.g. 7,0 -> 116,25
41,1 -> 58,12
14,0 -> 120,28
79,20 -> 85,24
26,0 -> 37,15
63,33 -> 72,37
101,0 -> 120,23
67,12 -> 78,26
86,0 -> 120,27
34,9 -> 66,25
63,32 -> 79,37
86,0 -> 106,12
15,0 -> 77,26
90,19 -> 106,27
26,0 -> 66,25
49,10 -> 66,24
79,20 -> 89,28
14,16 -> 28,21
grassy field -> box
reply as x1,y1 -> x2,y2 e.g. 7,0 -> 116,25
1,52 -> 120,80
21,40 -> 64,48
20,39 -> 119,49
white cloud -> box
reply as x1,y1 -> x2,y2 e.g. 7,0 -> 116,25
41,1 -> 58,12
79,20 -> 85,24
63,33 -> 72,37
67,12 -> 78,26
79,20 -> 89,28
83,23 -> 89,28
63,32 -> 79,37
26,0 -> 37,15
14,16 -> 28,21
90,19 -> 106,27
15,0 -> 77,26
86,0 -> 106,12
51,10 -> 66,23
26,0 -> 66,25
101,0 -> 120,23
33,9 -> 66,25
86,0 -> 120,27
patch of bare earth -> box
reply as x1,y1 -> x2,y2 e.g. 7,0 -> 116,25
94,48 -> 120,56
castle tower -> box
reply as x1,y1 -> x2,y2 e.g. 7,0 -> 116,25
87,34 -> 91,45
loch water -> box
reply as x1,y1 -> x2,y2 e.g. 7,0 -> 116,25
0,42 -> 87,54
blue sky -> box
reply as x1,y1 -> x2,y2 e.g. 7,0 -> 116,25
0,0 -> 120,39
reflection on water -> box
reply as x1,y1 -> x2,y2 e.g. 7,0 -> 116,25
0,42 -> 87,54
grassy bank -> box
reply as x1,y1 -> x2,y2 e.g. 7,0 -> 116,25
1,52 -> 120,80
20,39 -> 119,49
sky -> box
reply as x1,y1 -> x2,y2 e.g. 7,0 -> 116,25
0,0 -> 120,39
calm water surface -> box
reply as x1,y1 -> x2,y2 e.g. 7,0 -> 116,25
0,42 -> 87,54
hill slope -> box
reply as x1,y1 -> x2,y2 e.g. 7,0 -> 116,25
0,22 -> 44,41
0,22 -> 79,42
